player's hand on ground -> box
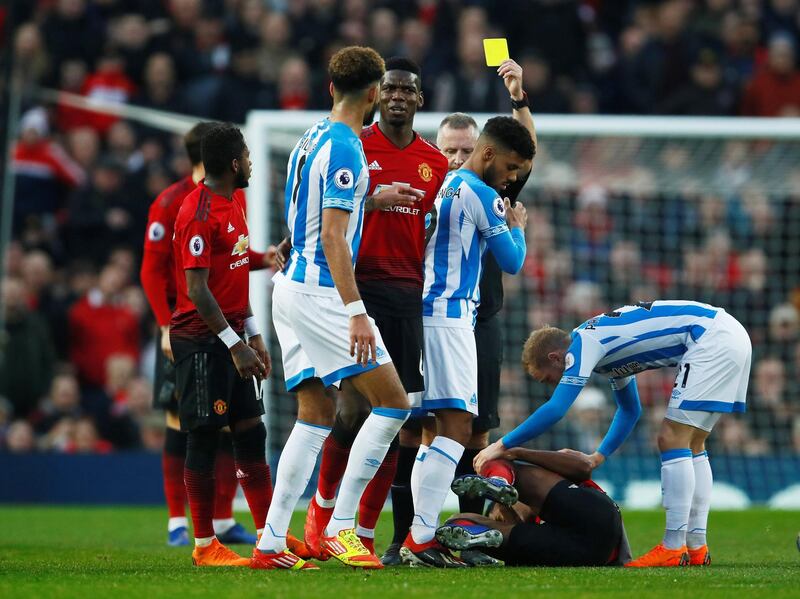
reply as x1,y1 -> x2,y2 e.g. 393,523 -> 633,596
371,183 -> 424,211
160,325 -> 174,362
349,313 -> 376,367
247,334 -> 272,379
474,439 -> 507,474
505,198 -> 527,229
231,341 -> 268,381
498,59 -> 524,101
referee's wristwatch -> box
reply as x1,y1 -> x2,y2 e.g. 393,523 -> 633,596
511,92 -> 529,111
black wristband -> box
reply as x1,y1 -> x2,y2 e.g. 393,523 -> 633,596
511,92 -> 529,110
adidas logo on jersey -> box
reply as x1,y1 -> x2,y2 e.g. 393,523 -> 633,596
368,160 -> 382,171
227,222 -> 235,233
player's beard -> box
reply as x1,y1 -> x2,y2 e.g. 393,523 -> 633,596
235,169 -> 249,188
484,162 -> 502,193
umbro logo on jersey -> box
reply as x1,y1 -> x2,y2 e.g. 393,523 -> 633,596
368,160 -> 382,171
227,222 -> 235,233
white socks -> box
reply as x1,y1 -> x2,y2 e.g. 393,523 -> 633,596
410,444 -> 429,507
257,420 -> 330,553
212,518 -> 235,535
410,436 -> 465,544
661,448 -> 695,550
687,451 -> 712,549
325,407 -> 409,536
168,516 -> 188,532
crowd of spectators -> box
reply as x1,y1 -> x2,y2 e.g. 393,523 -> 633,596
1,0 -> 800,456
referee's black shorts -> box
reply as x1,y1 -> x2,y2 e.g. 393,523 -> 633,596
152,327 -> 178,412
474,315 -> 502,432
492,480 -> 623,567
172,337 -> 265,431
371,311 -> 424,394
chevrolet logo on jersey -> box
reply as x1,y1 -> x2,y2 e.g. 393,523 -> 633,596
231,234 -> 249,256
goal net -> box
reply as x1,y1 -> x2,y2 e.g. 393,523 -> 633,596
246,111 -> 800,508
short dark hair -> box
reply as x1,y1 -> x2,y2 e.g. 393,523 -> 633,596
439,112 -> 478,132
329,46 -> 385,94
384,56 -> 421,79
481,116 -> 535,160
185,121 -> 217,166
201,124 -> 246,177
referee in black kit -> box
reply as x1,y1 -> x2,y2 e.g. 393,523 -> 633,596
432,57 -> 537,566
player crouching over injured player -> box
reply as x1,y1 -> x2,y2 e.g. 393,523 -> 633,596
436,448 -> 631,567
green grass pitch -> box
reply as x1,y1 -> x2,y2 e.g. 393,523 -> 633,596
0,506 -> 798,598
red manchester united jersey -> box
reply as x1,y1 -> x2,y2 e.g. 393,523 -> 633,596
171,182 -> 251,340
141,175 -> 196,325
357,123 -> 448,313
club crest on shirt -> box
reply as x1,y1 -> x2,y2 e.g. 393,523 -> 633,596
231,234 -> 249,256
564,352 -> 575,371
418,162 -> 432,182
492,197 -> 506,218
334,168 -> 353,189
189,235 -> 204,256
213,399 -> 227,415
148,222 -> 165,241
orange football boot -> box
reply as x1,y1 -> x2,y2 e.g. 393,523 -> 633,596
625,544 -> 690,568
287,532 -> 314,560
191,538 -> 251,567
688,545 -> 711,566
304,496 -> 333,560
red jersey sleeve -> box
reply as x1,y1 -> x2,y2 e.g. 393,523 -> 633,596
233,189 -> 267,271
177,196 -> 215,270
140,251 -> 172,326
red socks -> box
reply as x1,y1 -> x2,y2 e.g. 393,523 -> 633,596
234,459 -> 272,531
213,449 -> 237,520
317,435 -> 351,501
184,468 -> 215,538
481,458 -> 515,484
358,447 -> 398,531
162,452 -> 187,518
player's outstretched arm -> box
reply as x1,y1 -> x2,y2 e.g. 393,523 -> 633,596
475,381 -> 585,473
365,183 -> 424,212
320,207 -> 375,366
185,268 -> 266,380
595,377 -> 642,461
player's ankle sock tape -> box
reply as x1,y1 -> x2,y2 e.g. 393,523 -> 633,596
330,409 -> 369,446
185,429 -> 220,472
232,422 -> 267,462
164,427 -> 188,457
218,431 -> 234,455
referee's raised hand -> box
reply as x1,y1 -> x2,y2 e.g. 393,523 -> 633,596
231,341 -> 268,381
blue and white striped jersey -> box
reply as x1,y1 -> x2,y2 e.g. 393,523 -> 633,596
563,300 -> 720,385
422,169 -> 526,327
279,118 -> 369,295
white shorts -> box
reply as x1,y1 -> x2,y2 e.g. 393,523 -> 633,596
272,281 -> 392,391
421,324 -> 479,416
664,407 -> 721,432
667,310 -> 751,415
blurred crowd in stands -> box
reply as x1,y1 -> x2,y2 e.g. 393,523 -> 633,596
1,0 -> 800,454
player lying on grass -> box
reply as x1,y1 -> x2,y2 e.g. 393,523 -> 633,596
436,448 -> 631,567
475,301 -> 752,567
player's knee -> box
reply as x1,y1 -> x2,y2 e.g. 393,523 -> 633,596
331,410 -> 368,445
232,422 -> 266,462
185,428 -> 219,472
437,413 -> 473,445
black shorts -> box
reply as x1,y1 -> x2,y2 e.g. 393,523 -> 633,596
153,328 -> 178,412
474,315 -> 502,432
492,480 -> 622,567
173,338 -> 265,431
371,311 -> 424,394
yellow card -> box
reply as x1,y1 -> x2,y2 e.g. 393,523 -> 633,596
483,38 -> 509,66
